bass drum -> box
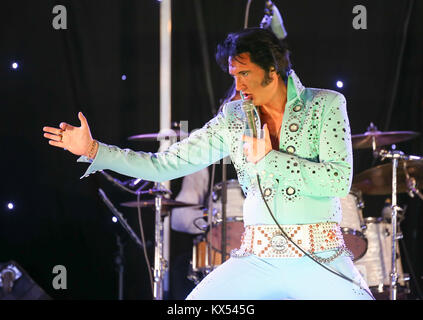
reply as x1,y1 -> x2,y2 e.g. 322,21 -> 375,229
339,190 -> 368,261
353,217 -> 409,299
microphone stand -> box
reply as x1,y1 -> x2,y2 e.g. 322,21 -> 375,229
98,189 -> 145,300
115,235 -> 125,300
98,189 -> 145,250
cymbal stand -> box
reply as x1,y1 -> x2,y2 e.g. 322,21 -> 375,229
377,148 -> 422,300
152,183 -> 171,300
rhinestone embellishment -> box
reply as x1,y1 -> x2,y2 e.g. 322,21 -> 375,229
289,123 -> 299,132
293,104 -> 302,112
286,187 -> 295,195
286,145 -> 295,153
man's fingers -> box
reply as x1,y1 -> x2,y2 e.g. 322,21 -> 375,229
48,140 -> 63,148
242,135 -> 254,143
43,126 -> 62,135
59,122 -> 70,130
44,132 -> 62,142
263,123 -> 271,142
78,112 -> 88,128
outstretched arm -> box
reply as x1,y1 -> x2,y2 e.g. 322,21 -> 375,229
43,110 -> 230,183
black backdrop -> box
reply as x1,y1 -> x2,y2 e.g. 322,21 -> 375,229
0,0 -> 422,300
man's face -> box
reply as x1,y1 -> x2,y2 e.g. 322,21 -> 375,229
228,52 -> 275,106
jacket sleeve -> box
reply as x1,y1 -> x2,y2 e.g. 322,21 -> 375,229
77,111 -> 230,183
255,93 -> 352,198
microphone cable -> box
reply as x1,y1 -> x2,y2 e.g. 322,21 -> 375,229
256,174 -> 375,299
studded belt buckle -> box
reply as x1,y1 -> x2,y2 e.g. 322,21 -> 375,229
270,233 -> 288,252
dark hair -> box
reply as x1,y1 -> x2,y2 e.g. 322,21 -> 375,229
215,27 -> 292,82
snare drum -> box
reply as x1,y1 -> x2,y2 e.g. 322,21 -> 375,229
189,180 -> 245,282
353,217 -> 409,298
340,190 -> 368,260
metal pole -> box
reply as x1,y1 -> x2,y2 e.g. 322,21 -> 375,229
160,0 -> 172,298
153,196 -> 163,300
221,159 -> 228,263
390,157 -> 399,300
116,235 -> 124,300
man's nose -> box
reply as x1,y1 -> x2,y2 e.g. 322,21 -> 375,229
235,77 -> 245,92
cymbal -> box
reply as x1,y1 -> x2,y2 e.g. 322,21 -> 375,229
351,131 -> 419,149
128,129 -> 188,142
352,160 -> 423,195
120,199 -> 202,209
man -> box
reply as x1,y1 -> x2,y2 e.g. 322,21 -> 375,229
43,28 -> 373,299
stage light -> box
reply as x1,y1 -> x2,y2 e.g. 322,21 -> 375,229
336,81 -> 344,88
121,75 -> 126,80
11,62 -> 18,69
7,202 -> 14,210
112,216 -> 118,223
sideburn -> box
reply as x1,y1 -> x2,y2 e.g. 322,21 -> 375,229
261,71 -> 273,87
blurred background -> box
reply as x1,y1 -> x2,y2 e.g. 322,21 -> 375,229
0,0 -> 422,300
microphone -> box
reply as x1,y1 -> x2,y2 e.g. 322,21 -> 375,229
240,91 -> 258,138
260,1 -> 288,40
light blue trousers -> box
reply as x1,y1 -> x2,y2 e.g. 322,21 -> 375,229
186,251 -> 374,300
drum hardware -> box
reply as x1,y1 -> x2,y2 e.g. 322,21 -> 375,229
127,129 -> 188,142
372,148 -> 423,300
97,188 -> 146,299
351,123 -> 419,150
120,199 -> 202,210
100,170 -> 152,195
137,184 -> 173,196
350,123 -> 422,299
152,188 -> 166,300
354,217 -> 411,299
119,184 -> 203,300
188,179 -> 246,282
352,159 -> 423,195
136,182 -> 174,300
339,190 -> 368,261
403,162 -> 423,200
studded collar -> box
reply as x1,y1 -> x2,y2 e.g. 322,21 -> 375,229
286,69 -> 306,104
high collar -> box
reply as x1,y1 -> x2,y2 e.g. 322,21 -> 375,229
286,69 -> 305,103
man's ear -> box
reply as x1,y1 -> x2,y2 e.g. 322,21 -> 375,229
270,67 -> 278,79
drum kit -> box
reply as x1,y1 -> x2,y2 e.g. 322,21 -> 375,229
101,124 -> 422,300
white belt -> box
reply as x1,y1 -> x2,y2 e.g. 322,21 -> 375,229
231,222 -> 347,259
